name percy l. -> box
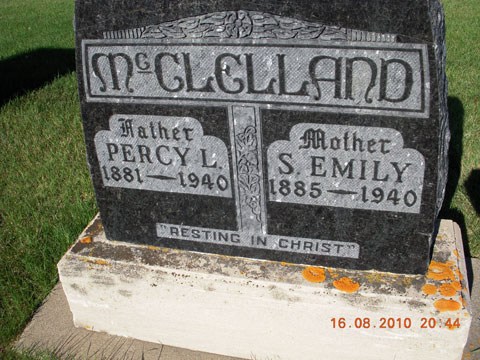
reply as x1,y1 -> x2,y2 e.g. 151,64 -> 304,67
86,42 -> 426,109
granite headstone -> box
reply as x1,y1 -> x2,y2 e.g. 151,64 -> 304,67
75,0 -> 449,274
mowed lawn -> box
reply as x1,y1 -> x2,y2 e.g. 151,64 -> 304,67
0,0 -> 97,352
0,0 -> 479,355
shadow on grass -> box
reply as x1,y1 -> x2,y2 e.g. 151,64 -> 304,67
439,97 -> 474,291
441,96 -> 464,214
465,169 -> 480,215
440,96 -> 467,250
0,48 -> 75,107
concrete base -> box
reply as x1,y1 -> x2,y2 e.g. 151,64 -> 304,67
58,216 -> 472,360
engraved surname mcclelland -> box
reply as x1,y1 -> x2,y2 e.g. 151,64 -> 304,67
84,41 -> 428,117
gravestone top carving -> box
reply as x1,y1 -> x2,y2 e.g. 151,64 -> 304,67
76,0 -> 449,274
101,10 -> 397,42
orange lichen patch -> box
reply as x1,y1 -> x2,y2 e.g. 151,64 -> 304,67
434,299 -> 461,312
455,268 -> 464,281
94,259 -> 110,266
426,261 -> 455,281
147,245 -> 160,251
80,236 -> 92,244
439,283 -> 458,297
451,281 -> 462,291
302,266 -> 326,283
453,249 -> 459,258
422,284 -> 437,295
333,277 -> 360,293
81,257 -> 111,266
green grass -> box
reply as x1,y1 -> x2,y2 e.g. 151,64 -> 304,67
1,347 -> 62,360
0,0 -> 74,58
0,0 -> 478,354
0,74 -> 96,346
0,0 -> 96,349
442,0 -> 480,256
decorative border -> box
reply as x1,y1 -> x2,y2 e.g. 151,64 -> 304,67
235,125 -> 262,223
103,10 -> 397,43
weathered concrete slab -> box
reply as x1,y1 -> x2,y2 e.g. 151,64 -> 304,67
15,284 -> 241,359
55,216 -> 473,360
14,265 -> 480,360
16,283 -> 164,359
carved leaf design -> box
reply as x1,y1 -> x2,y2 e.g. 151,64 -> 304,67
234,125 -> 262,221
103,10 -> 397,43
